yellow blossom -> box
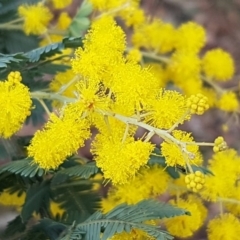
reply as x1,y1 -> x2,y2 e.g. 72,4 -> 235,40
168,52 -> 201,83
161,130 -> 203,167
200,149 -> 240,201
89,0 -> 139,12
202,48 -> 235,81
28,110 -> 91,170
126,48 -> 142,63
148,63 -> 169,88
50,69 -> 77,99
224,185 -> 240,216
51,0 -> 72,9
145,89 -> 188,129
50,201 -> 65,217
110,61 -> 159,115
177,76 -> 203,96
200,87 -> 217,108
207,213 -> 240,240
70,78 -> 111,122
57,12 -> 72,30
18,3 -> 53,35
217,91 -> 239,112
102,165 -> 169,209
0,190 -> 25,211
132,19 -> 176,54
110,228 -> 156,240
164,196 -> 207,238
71,16 -> 125,82
92,126 -> 154,185
175,21 -> 206,53
0,72 -> 32,138
121,8 -> 145,27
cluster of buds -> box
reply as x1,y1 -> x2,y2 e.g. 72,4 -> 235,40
185,170 -> 205,192
7,71 -> 22,83
213,136 -> 227,153
186,93 -> 209,115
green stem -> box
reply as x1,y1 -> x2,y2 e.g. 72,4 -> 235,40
95,3 -> 130,19
57,75 -> 80,94
0,24 -> 23,30
0,18 -> 23,27
167,111 -> 189,133
201,75 -> 225,94
182,141 -> 215,147
52,179 -> 102,189
218,197 -> 240,205
48,28 -> 67,35
37,99 -> 51,116
31,91 -> 76,103
140,50 -> 170,64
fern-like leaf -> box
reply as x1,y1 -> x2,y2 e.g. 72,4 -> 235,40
51,180 -> 100,224
0,158 -> 44,178
65,199 -> 189,240
52,162 -> 98,184
0,52 -> 27,68
24,42 -> 64,62
21,180 -> 51,222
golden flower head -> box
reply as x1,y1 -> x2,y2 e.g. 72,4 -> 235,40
28,110 -> 91,170
164,196 -> 207,238
0,71 -> 32,138
202,48 -> 235,81
18,3 -> 53,35
207,213 -> 240,240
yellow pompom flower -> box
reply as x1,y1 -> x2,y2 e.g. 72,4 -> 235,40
0,190 -> 25,211
121,8 -> 145,27
71,16 -> 125,82
207,213 -> 240,240
18,3 -> 53,35
110,228 -> 155,240
51,0 -> 72,9
161,130 -> 203,168
50,201 -> 65,217
50,69 -> 77,99
57,12 -> 72,30
148,63 -> 169,88
132,19 -> 176,54
110,61 -> 159,115
202,48 -> 235,81
145,89 -> 188,129
0,72 -> 32,138
200,87 -> 217,108
177,76 -> 203,96
126,48 -> 142,63
104,165 -> 170,207
72,78 -> 111,120
164,196 -> 207,238
168,52 -> 201,83
217,91 -> 239,112
200,149 -> 240,201
92,128 -> 154,185
175,21 -> 206,53
224,185 -> 240,216
28,110 -> 91,170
